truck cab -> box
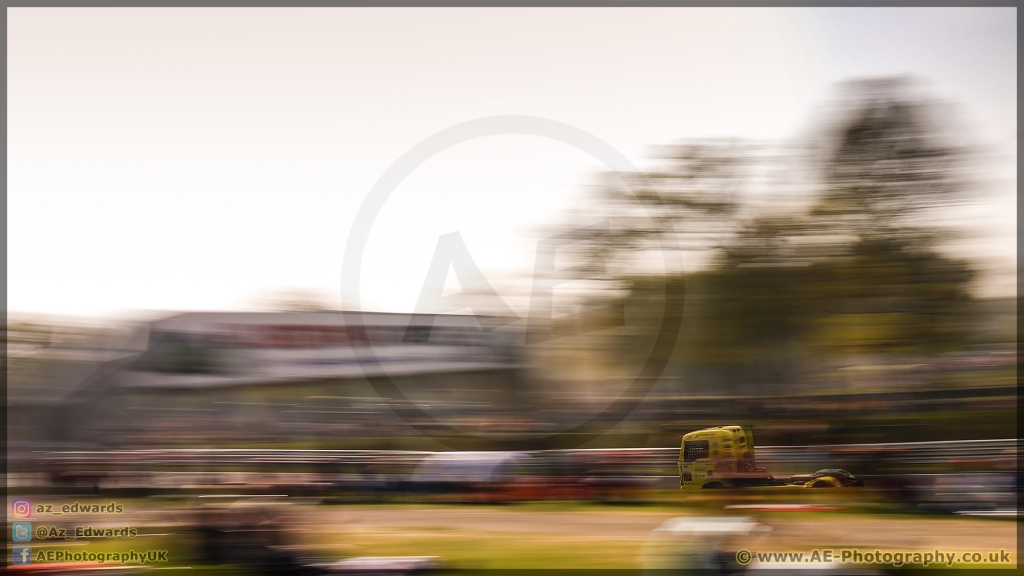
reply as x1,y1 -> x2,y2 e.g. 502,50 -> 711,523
678,426 -> 773,489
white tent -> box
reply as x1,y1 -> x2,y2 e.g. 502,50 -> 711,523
411,451 -> 532,484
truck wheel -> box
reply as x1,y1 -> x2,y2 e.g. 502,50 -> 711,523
807,476 -> 842,488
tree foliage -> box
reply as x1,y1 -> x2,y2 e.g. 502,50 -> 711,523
567,78 -> 978,394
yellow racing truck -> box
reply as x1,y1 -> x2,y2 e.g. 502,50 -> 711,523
678,426 -> 862,489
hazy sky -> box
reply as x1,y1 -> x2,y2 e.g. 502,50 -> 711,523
7,8 -> 1016,318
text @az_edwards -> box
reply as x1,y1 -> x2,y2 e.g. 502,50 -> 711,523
34,525 -> 138,540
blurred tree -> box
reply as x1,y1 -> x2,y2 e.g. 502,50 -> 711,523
815,77 -> 967,239
529,142 -> 751,398
565,77 -> 978,395
784,78 -> 974,361
566,140 -> 749,280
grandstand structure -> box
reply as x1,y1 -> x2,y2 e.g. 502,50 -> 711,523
9,311 -> 528,450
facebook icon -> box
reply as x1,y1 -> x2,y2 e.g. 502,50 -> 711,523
12,545 -> 32,565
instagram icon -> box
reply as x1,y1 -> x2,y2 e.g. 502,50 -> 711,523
12,499 -> 32,518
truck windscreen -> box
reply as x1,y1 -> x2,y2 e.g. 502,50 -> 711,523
683,440 -> 710,462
